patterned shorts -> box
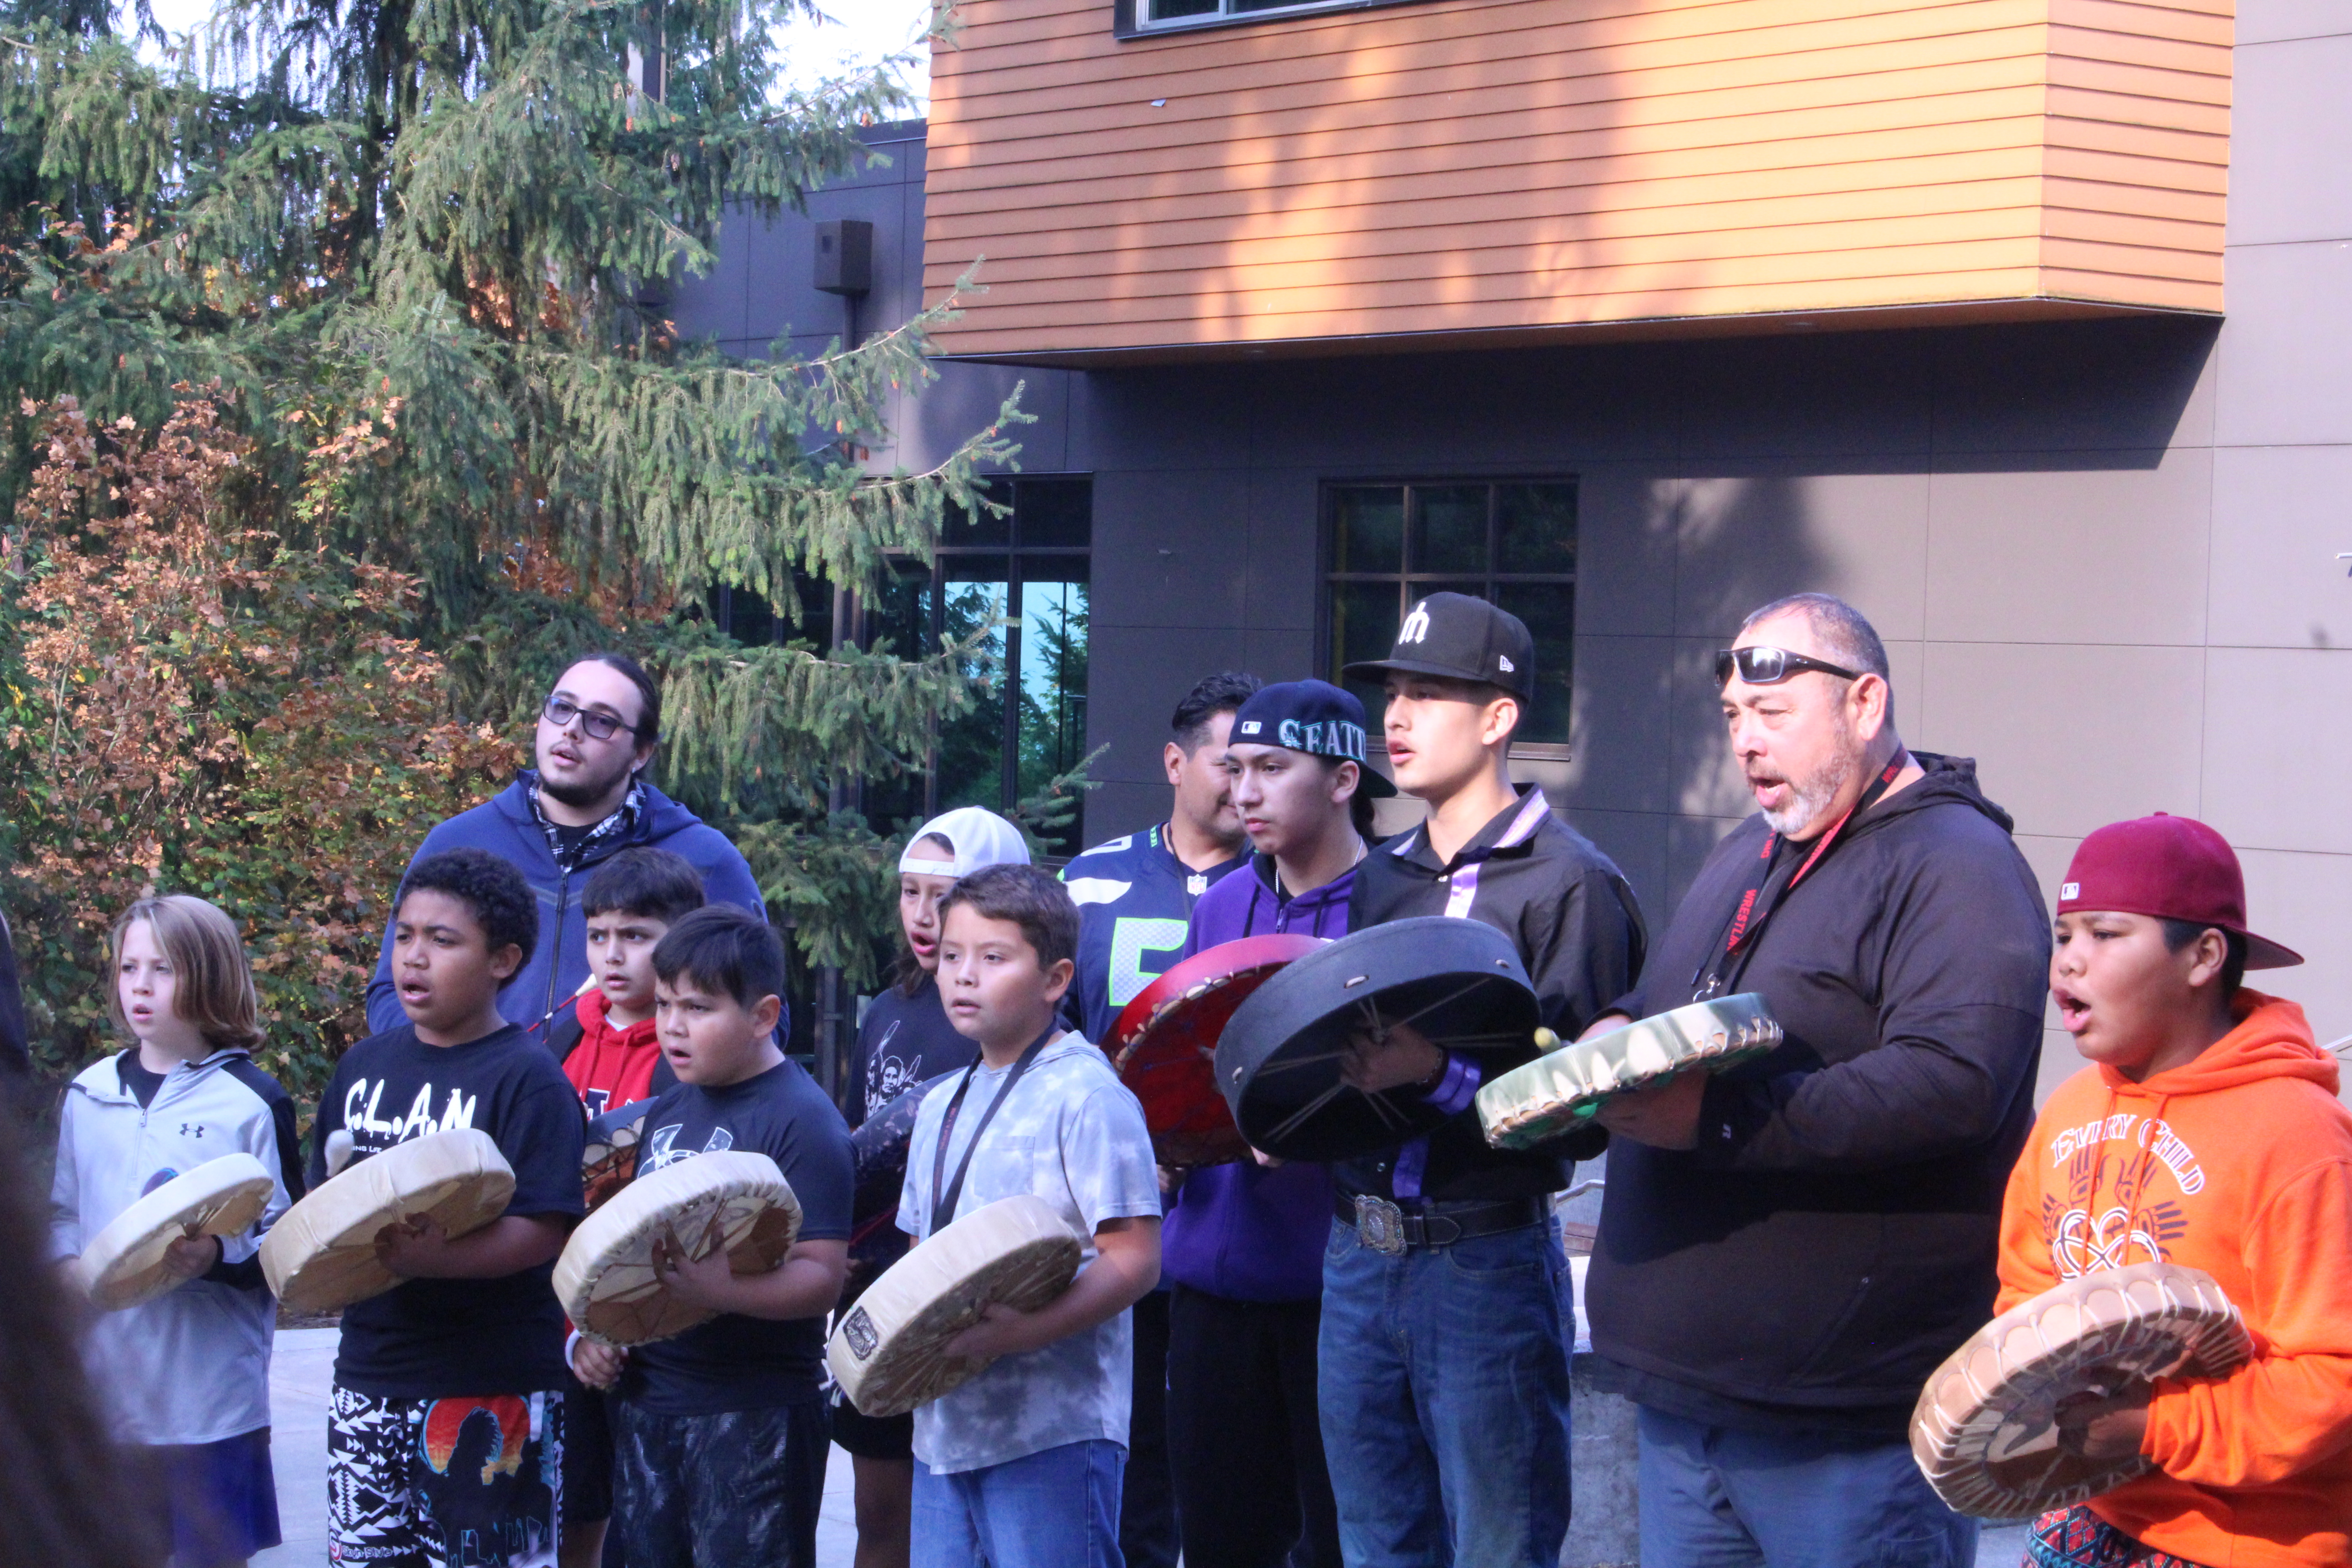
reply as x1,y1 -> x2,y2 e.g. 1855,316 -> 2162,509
328,1385 -> 564,1568
2025,1505 -> 2211,1568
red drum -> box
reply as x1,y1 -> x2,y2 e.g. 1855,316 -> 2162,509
1109,935 -> 1327,1166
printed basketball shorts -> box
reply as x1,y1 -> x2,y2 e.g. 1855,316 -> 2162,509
328,1385 -> 564,1568
2026,1506 -> 2212,1568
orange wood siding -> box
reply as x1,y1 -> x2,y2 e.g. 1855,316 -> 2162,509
923,0 -> 2230,359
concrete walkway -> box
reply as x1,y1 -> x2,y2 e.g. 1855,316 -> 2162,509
248,1326 -> 2029,1567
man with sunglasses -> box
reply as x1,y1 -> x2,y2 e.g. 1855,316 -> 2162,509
364,653 -> 767,1047
1578,593 -> 2048,1568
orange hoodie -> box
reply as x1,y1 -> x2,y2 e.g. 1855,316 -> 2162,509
1997,992 -> 2352,1567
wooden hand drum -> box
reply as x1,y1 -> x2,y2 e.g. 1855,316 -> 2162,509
1478,994 -> 1782,1150
1215,918 -> 1543,1162
1911,1262 -> 2252,1521
1109,935 -> 1326,1165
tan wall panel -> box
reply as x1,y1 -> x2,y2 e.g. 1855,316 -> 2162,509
926,0 -> 2231,353
925,108 -> 2058,231
931,154 -> 2059,274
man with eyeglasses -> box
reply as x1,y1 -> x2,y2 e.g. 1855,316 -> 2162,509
1578,593 -> 2049,1568
364,653 -> 767,1047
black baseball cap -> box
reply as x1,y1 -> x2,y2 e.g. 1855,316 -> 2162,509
1343,591 -> 1536,703
1228,680 -> 1397,797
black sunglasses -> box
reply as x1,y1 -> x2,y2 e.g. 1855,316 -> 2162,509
542,696 -> 641,743
1714,646 -> 1863,688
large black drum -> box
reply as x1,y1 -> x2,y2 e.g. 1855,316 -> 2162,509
1215,917 -> 1542,1162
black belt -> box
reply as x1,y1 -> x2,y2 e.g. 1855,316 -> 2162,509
1333,1193 -> 1548,1254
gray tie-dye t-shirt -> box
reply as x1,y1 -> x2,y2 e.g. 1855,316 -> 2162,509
896,1032 -> 1159,1474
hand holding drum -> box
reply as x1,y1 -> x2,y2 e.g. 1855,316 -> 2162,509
261,1129 -> 515,1314
1911,1262 -> 2252,1521
74,1153 -> 278,1312
1476,995 -> 1783,1150
826,1194 -> 1086,1419
554,1151 -> 802,1347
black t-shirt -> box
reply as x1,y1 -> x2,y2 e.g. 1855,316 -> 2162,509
118,1054 -> 165,1108
310,1022 -> 586,1399
619,1060 -> 855,1415
844,977 -> 975,1130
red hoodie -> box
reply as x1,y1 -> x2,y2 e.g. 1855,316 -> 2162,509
560,989 -> 661,1115
1997,992 -> 2352,1567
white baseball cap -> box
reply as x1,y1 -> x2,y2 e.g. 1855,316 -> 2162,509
898,806 -> 1032,878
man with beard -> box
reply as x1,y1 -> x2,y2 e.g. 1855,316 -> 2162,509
366,653 -> 766,1048
1581,593 -> 2048,1567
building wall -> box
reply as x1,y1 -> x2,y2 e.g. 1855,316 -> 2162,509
923,0 -> 2230,358
674,0 -> 2352,1097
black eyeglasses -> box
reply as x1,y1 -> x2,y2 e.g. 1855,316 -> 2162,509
542,696 -> 640,742
1714,646 -> 1863,688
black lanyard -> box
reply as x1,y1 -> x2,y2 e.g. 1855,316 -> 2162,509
928,1026 -> 1055,1231
1692,753 -> 1908,1002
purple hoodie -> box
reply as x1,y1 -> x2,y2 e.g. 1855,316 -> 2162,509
1162,854 -> 1348,1302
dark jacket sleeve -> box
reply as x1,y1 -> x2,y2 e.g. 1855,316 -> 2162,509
1525,858 -> 1648,1039
1691,837 -> 2048,1175
366,831 -> 448,1035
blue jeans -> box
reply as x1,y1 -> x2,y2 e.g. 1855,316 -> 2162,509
1637,1406 -> 1979,1568
1317,1217 -> 1571,1568
912,1439 -> 1127,1568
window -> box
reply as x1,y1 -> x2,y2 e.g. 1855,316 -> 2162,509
1117,0 -> 1429,34
865,477 -> 1093,856
1321,479 -> 1578,747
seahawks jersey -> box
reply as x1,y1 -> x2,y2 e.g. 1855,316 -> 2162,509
1060,823 -> 1247,1044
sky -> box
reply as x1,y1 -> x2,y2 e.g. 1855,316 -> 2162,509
135,0 -> 935,108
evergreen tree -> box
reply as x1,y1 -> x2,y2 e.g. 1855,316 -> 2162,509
0,0 -> 1050,1065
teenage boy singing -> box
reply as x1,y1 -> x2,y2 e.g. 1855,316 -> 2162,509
1160,678 -> 1385,1568
572,905 -> 854,1568
897,865 -> 1162,1568
2005,814 -> 2352,1568
1330,593 -> 1646,1568
312,848 -> 587,1568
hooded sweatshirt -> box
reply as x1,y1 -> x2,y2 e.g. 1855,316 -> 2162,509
558,988 -> 662,1117
364,775 -> 767,1045
50,1049 -> 303,1445
1589,753 -> 2050,1434
1997,993 -> 2352,1568
1159,853 -> 1345,1302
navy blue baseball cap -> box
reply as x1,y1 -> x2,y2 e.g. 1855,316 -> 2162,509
1227,680 -> 1397,797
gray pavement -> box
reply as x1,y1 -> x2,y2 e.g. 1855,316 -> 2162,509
247,1326 -> 2029,1567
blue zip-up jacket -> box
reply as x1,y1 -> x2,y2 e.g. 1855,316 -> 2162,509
1163,853 -> 1347,1302
366,777 -> 767,1044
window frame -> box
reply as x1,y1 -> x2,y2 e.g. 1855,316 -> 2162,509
1315,475 -> 1580,758
877,475 -> 1093,846
1112,0 -> 1437,39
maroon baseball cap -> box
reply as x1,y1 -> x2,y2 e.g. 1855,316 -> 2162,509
2056,813 -> 2302,969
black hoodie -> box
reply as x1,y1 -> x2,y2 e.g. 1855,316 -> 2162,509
1588,753 -> 2049,1436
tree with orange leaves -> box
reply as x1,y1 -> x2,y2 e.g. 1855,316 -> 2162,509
0,385 -> 518,1099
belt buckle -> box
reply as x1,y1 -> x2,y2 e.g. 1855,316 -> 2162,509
1354,1194 -> 1409,1256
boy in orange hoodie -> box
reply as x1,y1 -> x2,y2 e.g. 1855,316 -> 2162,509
2003,813 -> 2352,1568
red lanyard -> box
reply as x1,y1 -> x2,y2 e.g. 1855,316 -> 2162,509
1695,753 -> 1907,1000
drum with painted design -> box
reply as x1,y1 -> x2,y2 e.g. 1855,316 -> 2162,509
1110,935 -> 1326,1165
1910,1261 -> 2252,1520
